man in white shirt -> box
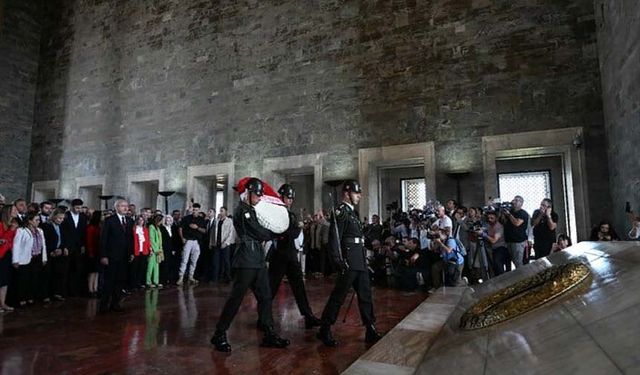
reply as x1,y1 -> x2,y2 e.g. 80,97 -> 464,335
432,205 -> 452,236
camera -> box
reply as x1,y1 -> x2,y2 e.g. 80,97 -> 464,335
482,198 -> 513,214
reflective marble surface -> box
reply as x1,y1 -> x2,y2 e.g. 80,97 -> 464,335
343,241 -> 640,375
416,241 -> 640,375
0,277 -> 426,374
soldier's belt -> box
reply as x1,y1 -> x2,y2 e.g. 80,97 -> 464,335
344,237 -> 365,244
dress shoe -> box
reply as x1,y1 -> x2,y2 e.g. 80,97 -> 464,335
261,331 -> 290,348
365,324 -> 383,343
316,325 -> 338,347
304,315 -> 322,329
211,330 -> 232,352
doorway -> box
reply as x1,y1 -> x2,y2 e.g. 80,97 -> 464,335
78,185 -> 103,210
378,166 -> 425,220
192,175 -> 229,212
130,180 -> 159,210
283,172 -> 314,219
496,156 -> 568,240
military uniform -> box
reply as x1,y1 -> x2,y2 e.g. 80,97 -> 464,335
212,177 -> 289,352
216,201 -> 275,332
268,209 -> 317,322
320,202 -> 375,327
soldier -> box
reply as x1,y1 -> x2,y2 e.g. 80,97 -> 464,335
317,180 -> 383,347
268,184 -> 322,329
210,178 -> 290,352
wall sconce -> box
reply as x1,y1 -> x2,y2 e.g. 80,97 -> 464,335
572,133 -> 583,149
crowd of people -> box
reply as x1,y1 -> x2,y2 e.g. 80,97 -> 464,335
0,195 -> 236,313
358,196 -> 639,292
0,191 -> 638,314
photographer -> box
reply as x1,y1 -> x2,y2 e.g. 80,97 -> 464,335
502,196 -> 529,269
364,214 -> 383,244
482,210 -> 509,276
430,228 -> 464,287
391,213 -> 409,240
531,198 -> 558,259
433,205 -> 452,236
393,238 -> 422,291
464,207 -> 485,283
369,240 -> 392,286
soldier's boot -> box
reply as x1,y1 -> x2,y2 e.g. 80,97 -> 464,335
365,324 -> 383,343
210,330 -> 232,352
304,314 -> 322,329
316,325 -> 338,347
261,329 -> 290,348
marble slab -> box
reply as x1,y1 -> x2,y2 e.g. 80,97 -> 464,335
342,286 -> 466,375
348,241 -> 640,375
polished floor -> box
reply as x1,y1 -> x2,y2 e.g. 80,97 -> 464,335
0,277 -> 426,375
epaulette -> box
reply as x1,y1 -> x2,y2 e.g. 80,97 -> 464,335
334,203 -> 350,218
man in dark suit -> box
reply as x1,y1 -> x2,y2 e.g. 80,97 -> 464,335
62,199 -> 89,296
99,199 -> 134,313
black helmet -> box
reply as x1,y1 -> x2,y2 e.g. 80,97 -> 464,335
342,179 -> 362,194
278,184 -> 295,199
245,178 -> 264,196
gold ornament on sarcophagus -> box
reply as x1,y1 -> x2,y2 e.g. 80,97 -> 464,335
460,263 -> 592,330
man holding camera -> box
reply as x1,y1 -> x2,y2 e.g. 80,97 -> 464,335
531,198 -> 558,259
317,180 -> 382,347
482,210 -> 509,276
393,238 -> 422,291
430,227 -> 464,287
502,196 -> 529,269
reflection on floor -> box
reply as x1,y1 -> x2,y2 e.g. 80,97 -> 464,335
0,277 -> 426,374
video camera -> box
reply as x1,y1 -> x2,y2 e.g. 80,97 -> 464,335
482,197 -> 513,214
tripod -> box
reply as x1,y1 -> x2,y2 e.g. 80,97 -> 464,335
471,233 -> 492,283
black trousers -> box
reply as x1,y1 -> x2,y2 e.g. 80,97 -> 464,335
100,261 -> 125,310
216,268 -> 274,332
320,269 -> 375,326
17,256 -> 46,302
67,248 -> 85,296
269,257 -> 313,317
129,256 -> 146,288
50,255 -> 69,297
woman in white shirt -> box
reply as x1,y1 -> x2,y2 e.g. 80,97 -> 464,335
12,212 -> 47,307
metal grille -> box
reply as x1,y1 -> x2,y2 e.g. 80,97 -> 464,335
498,171 -> 551,218
402,178 -> 426,212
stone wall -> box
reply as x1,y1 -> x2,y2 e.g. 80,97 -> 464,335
29,0 -> 610,225
0,0 -> 42,200
595,0 -> 640,236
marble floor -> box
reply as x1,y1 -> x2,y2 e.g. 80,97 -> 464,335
0,277 -> 426,375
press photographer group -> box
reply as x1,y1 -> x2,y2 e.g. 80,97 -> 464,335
359,194 -> 638,292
